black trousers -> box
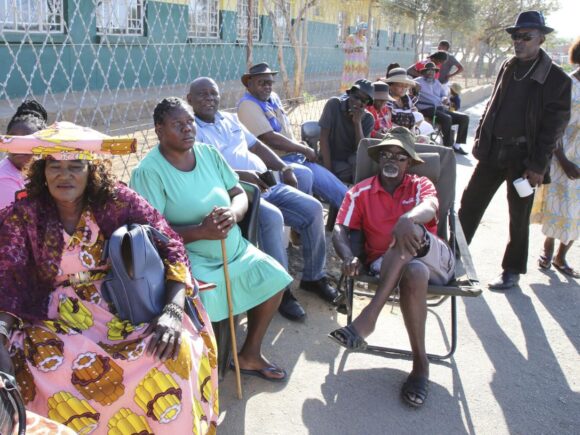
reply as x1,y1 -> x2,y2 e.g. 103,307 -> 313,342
458,160 -> 535,274
420,106 -> 469,147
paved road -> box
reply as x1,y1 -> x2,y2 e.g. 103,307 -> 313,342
217,101 -> 579,435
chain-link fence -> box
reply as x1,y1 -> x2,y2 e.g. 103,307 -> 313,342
1,0 -> 422,180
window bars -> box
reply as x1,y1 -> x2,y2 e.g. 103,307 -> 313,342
96,0 -> 144,36
237,0 -> 259,42
0,0 -> 63,33
189,0 -> 219,39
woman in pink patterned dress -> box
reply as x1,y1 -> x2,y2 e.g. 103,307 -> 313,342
0,150 -> 218,434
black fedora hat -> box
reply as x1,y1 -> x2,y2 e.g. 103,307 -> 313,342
346,79 -> 375,104
241,62 -> 279,87
506,10 -> 553,34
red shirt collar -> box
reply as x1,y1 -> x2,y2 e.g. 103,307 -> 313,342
370,173 -> 413,195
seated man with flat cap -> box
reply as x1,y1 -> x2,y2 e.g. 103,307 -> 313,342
237,62 -> 348,211
329,127 -> 455,408
318,79 -> 375,183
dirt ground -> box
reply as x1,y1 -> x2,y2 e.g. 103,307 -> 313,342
216,100 -> 580,435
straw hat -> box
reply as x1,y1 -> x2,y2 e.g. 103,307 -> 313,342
450,82 -> 462,95
383,68 -> 416,87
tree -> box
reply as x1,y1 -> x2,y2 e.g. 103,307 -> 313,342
378,0 -> 471,60
264,0 -> 319,100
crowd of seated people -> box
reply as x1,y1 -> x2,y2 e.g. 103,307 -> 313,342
0,49 -> 469,432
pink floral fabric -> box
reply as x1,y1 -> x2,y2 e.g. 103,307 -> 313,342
9,211 -> 218,434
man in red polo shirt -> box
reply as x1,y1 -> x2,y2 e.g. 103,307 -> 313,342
329,127 -> 455,408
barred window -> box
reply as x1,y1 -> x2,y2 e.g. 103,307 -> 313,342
96,0 -> 145,36
237,0 -> 259,42
189,0 -> 219,39
0,0 -> 63,33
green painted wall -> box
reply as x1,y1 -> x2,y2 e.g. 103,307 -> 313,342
0,1 -> 415,99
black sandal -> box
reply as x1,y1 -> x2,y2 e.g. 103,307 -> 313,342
328,324 -> 367,351
553,260 -> 580,278
538,254 -> 552,270
401,375 -> 429,408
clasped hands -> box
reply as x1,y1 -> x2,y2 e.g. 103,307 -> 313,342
200,206 -> 236,239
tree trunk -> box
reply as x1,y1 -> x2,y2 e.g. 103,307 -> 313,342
246,0 -> 254,69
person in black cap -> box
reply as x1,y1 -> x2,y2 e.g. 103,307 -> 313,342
318,79 -> 375,183
459,10 -> 572,290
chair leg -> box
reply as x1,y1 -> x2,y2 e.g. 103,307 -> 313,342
346,277 -> 354,325
212,319 -> 233,381
345,295 -> 458,362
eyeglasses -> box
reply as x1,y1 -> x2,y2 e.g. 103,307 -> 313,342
378,150 -> 409,162
351,92 -> 371,105
510,32 -> 539,42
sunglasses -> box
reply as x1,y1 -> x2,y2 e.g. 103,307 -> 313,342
510,32 -> 539,42
351,92 -> 371,105
378,150 -> 409,162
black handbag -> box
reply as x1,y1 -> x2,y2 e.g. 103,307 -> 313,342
102,224 -> 169,325
0,371 -> 26,435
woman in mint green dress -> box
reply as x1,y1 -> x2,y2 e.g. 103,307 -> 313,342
131,97 -> 292,381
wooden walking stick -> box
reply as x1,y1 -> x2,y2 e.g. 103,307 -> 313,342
221,238 -> 243,399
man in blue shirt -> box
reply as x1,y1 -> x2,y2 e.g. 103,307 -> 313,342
415,62 -> 470,155
187,77 -> 339,321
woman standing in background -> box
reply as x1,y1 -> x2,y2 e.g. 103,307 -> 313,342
532,37 -> 580,278
340,22 -> 369,92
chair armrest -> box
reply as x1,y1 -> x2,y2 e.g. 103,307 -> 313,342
238,181 -> 261,245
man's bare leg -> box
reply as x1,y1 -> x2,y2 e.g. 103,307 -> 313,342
351,244 -> 412,337
399,262 -> 429,379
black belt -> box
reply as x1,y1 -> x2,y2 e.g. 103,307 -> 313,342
493,136 -> 527,146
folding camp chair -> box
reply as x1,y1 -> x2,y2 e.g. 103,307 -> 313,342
336,138 -> 481,361
212,181 -> 260,379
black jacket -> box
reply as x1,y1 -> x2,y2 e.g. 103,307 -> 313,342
473,49 -> 571,178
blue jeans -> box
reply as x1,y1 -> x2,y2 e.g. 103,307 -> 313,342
282,153 -> 347,209
259,183 -> 326,281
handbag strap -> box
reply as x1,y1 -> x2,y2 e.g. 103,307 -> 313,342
107,225 -> 132,282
